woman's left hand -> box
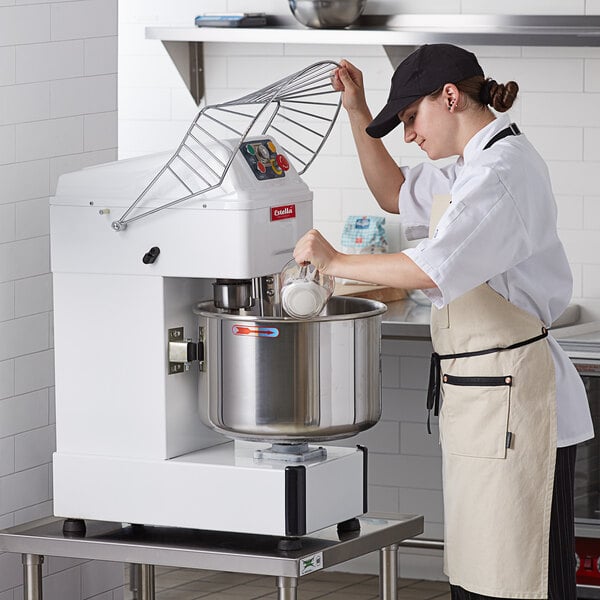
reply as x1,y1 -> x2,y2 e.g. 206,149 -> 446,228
293,229 -> 341,275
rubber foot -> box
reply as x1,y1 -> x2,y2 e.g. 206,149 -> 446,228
278,537 -> 302,551
62,518 -> 86,537
337,517 -> 361,533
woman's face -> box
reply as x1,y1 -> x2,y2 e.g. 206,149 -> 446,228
399,92 -> 459,160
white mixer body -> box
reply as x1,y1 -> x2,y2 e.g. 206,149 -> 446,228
50,136 -> 371,536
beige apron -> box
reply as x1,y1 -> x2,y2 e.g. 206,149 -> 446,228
429,195 -> 557,599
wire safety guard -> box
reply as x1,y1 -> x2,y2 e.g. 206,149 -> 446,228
111,61 -> 342,231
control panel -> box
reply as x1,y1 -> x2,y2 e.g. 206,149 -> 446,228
240,139 -> 290,181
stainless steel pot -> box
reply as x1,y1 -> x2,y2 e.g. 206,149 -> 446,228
196,296 -> 386,442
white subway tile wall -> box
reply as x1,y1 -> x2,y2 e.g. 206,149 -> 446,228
0,47 -> 16,86
15,40 -> 84,84
116,0 -> 600,581
0,127 -> 16,166
0,0 -> 121,597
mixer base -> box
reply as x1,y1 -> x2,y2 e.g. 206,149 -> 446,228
53,441 -> 367,537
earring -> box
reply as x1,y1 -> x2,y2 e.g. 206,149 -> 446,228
448,101 -> 454,111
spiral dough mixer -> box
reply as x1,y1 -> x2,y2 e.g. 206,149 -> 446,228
50,62 -> 386,538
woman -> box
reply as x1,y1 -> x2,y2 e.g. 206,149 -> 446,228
293,44 -> 593,600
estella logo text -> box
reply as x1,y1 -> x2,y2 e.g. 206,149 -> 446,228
270,204 -> 296,221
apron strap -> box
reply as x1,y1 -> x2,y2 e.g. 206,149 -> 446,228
483,123 -> 521,150
426,326 -> 548,434
426,352 -> 441,434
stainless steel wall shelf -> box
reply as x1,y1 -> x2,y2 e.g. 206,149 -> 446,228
148,15 -> 600,47
146,14 -> 600,103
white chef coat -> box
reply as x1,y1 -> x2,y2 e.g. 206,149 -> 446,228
401,114 -> 594,447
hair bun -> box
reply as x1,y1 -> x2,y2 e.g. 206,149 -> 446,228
493,81 -> 519,112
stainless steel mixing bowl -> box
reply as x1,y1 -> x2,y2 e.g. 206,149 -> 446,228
288,0 -> 367,29
196,296 -> 386,442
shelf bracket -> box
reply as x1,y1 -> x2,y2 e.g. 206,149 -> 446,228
161,40 -> 406,104
383,45 -> 417,69
162,40 -> 204,105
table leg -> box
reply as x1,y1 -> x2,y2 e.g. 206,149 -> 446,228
129,564 -> 140,598
379,543 -> 398,600
22,554 -> 44,600
276,575 -> 298,600
139,564 -> 155,600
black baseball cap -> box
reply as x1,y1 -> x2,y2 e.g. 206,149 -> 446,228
366,44 -> 484,138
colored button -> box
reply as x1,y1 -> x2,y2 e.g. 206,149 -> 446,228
246,144 -> 255,155
257,161 -> 266,174
271,160 -> 283,175
267,140 -> 276,153
276,154 -> 290,171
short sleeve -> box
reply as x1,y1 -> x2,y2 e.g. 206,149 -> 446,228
399,162 -> 457,240
403,166 -> 533,307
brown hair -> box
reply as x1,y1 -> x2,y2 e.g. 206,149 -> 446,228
430,76 -> 519,113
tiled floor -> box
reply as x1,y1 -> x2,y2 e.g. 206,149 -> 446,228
128,566 -> 451,600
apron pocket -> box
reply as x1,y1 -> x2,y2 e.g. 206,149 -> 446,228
441,374 -> 512,459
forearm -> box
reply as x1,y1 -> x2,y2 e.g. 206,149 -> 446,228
327,251 -> 436,291
348,109 -> 405,214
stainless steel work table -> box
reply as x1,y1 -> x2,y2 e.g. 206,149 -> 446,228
0,514 -> 424,600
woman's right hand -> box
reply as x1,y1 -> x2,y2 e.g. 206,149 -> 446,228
293,229 -> 340,276
332,59 -> 369,115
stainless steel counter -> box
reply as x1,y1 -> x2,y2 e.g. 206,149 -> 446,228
381,299 -> 583,340
0,514 -> 423,600
381,298 -> 431,339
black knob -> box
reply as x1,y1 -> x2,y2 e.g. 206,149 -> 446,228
142,246 -> 160,264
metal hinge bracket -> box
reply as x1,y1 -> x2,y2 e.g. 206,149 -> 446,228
168,326 -> 205,375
